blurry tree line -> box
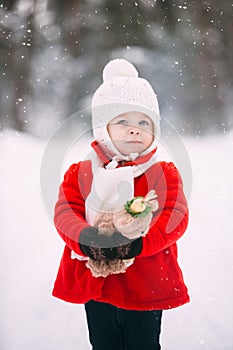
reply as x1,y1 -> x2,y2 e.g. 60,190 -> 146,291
0,0 -> 232,137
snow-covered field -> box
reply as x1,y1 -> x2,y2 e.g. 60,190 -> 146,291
1,128 -> 233,350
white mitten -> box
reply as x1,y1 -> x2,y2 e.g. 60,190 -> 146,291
113,210 -> 153,239
94,212 -> 115,236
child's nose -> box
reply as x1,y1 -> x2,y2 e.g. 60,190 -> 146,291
128,126 -> 140,135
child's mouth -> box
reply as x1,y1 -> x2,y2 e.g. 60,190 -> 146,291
126,141 -> 142,144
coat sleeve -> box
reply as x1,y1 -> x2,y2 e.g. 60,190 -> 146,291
54,162 -> 91,256
138,162 -> 189,258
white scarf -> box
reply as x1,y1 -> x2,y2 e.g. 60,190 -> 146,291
85,150 -> 158,225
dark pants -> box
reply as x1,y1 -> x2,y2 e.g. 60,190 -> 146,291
85,300 -> 162,350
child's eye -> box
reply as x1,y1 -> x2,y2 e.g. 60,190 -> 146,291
139,120 -> 149,126
116,119 -> 128,125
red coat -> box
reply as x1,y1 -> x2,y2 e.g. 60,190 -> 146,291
52,148 -> 190,310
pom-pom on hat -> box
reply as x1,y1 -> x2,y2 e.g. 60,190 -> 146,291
102,58 -> 138,81
91,58 -> 161,157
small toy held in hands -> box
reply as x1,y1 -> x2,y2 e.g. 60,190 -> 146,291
113,190 -> 159,239
125,190 -> 159,217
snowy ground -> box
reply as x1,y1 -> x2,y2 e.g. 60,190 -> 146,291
1,128 -> 233,350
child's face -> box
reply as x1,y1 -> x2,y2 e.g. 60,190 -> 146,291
107,112 -> 154,155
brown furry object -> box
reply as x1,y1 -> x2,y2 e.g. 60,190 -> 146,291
86,257 -> 134,278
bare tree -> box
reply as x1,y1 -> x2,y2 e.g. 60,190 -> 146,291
0,0 -> 232,135
0,0 -> 36,130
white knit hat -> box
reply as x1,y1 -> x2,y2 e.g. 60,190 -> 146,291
91,58 -> 161,157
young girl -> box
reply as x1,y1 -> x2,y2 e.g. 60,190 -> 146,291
53,58 -> 190,350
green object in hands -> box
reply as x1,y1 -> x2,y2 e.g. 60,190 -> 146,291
124,190 -> 158,218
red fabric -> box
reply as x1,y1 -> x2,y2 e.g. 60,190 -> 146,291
91,140 -> 157,167
53,156 -> 190,310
